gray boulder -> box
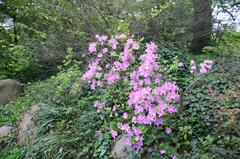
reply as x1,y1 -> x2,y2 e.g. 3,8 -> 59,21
0,79 -> 24,106
0,125 -> 13,148
111,135 -> 134,159
0,125 -> 12,138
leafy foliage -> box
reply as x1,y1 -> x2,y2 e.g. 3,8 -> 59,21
203,31 -> 240,57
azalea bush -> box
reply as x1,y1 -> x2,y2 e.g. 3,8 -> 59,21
82,34 -> 214,158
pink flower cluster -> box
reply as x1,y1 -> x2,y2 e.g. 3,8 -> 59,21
138,42 -> 159,78
88,43 -> 97,53
82,59 -> 103,90
95,34 -> 108,45
108,38 -> 119,50
118,124 -> 144,150
82,34 -> 179,150
190,60 -> 213,74
120,43 -> 178,149
199,60 -> 213,73
82,34 -> 140,90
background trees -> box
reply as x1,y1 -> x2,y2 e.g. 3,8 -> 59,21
0,0 -> 239,81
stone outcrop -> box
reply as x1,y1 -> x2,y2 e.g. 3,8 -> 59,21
17,104 -> 42,144
0,79 -> 24,106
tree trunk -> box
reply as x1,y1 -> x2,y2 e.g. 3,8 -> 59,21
191,0 -> 213,54
12,16 -> 18,44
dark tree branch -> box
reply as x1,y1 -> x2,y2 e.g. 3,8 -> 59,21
82,0 -> 110,29
219,0 -> 236,21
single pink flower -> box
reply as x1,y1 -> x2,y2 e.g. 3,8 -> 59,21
97,53 -> 103,58
123,112 -> 128,119
118,33 -> 126,39
111,129 -> 118,138
165,128 -> 172,134
102,48 -> 108,54
160,149 -> 166,155
168,104 -> 177,114
131,116 -> 137,123
178,62 -> 184,68
172,154 -> 177,159
132,42 -> 140,50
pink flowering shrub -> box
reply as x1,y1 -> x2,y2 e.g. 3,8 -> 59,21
82,34 -> 179,151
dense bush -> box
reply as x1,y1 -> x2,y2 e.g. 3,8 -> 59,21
81,34 -> 181,156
